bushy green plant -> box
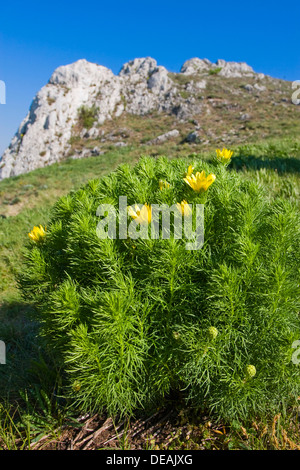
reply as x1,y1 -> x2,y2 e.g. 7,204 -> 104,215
208,67 -> 222,75
18,155 -> 300,421
77,105 -> 99,129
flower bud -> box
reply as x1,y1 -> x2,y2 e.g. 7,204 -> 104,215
72,380 -> 81,392
208,326 -> 218,340
245,365 -> 256,379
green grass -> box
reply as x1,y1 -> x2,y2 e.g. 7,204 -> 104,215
77,105 -> 99,129
0,138 -> 300,449
208,67 -> 222,75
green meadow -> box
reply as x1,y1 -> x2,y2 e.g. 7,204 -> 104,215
0,138 -> 299,450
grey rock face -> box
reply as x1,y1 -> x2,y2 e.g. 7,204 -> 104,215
181,57 -> 254,78
0,59 -> 121,179
181,58 -> 211,75
119,57 -> 157,80
186,79 -> 207,92
217,59 -> 254,78
147,66 -> 172,94
0,56 -> 258,180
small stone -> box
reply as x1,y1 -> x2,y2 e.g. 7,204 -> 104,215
185,131 -> 200,143
86,127 -> 99,139
253,83 -> 266,92
243,84 -> 253,92
240,113 -> 251,121
114,141 -> 127,147
91,146 -> 100,155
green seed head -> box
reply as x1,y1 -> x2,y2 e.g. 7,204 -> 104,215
245,365 -> 256,379
208,326 -> 218,340
72,380 -> 81,392
173,331 -> 180,340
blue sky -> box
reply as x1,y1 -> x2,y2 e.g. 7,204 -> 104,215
0,0 -> 299,154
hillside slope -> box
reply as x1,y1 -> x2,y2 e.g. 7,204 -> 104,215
1,57 -> 299,179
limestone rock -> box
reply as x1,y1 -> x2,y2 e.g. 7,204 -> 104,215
147,66 -> 172,94
85,127 -> 100,139
119,57 -> 157,81
243,84 -> 254,92
181,58 -> 211,75
0,59 -> 121,179
185,131 -> 200,143
114,141 -> 127,147
240,113 -> 251,121
0,56 -> 261,180
146,129 -> 180,145
253,83 -> 266,92
217,59 -> 254,78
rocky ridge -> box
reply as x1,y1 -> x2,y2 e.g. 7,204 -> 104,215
0,56 -> 292,179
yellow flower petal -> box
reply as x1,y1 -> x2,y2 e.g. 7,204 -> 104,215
176,200 -> 192,216
128,204 -> 152,224
183,171 -> 216,193
216,148 -> 233,162
186,165 -> 194,177
28,225 -> 46,242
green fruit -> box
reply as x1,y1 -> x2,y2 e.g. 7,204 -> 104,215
72,380 -> 81,392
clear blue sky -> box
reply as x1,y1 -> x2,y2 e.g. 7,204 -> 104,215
0,0 -> 299,155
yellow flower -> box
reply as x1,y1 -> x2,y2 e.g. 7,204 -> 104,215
186,165 -> 194,177
159,180 -> 170,190
176,200 -> 192,217
184,170 -> 216,193
28,225 -> 46,242
216,148 -> 233,163
127,203 -> 152,224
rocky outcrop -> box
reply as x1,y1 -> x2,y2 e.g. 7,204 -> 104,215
216,59 -> 254,78
0,56 -> 261,179
146,129 -> 180,145
180,58 -> 212,75
0,60 -> 121,179
180,57 -> 254,78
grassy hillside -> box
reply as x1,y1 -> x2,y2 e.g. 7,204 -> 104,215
0,138 -> 299,450
67,73 -> 300,159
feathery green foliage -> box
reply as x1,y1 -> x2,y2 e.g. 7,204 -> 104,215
18,154 -> 300,420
